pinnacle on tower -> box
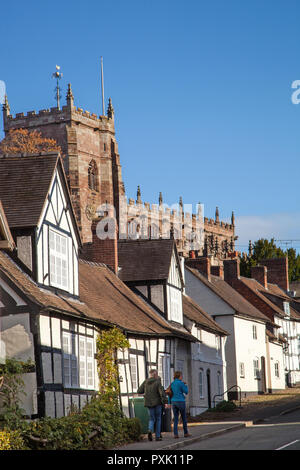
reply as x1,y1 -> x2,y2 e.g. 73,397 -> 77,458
215,206 -> 219,222
231,211 -> 235,226
179,196 -> 183,209
159,192 -> 163,206
107,97 -> 114,119
66,83 -> 74,107
2,94 -> 10,117
136,185 -> 142,203
249,240 -> 253,257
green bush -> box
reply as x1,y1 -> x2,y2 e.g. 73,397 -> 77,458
121,417 -> 142,441
0,429 -> 26,450
21,396 -> 141,450
210,400 -> 237,412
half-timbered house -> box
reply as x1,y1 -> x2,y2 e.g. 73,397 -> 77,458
118,240 -> 190,388
0,153 -> 196,420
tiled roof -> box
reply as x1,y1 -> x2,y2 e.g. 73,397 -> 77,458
0,251 -> 98,321
183,294 -> 229,336
240,277 -> 300,321
0,154 -> 59,228
0,250 -> 194,339
186,266 -> 269,322
118,239 -> 176,282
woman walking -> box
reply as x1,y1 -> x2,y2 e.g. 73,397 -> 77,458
169,371 -> 191,439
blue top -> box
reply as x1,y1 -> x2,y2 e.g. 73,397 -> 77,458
169,378 -> 188,403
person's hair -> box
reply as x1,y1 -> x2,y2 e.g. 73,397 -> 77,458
149,369 -> 157,377
174,371 -> 182,380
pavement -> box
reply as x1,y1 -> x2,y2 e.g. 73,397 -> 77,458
114,392 -> 300,451
115,421 -> 251,451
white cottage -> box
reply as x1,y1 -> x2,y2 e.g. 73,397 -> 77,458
182,294 -> 228,414
223,258 -> 300,388
184,258 -> 285,397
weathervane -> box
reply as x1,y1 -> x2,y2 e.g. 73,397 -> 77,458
52,65 -> 63,109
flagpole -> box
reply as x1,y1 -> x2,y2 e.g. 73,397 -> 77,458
101,57 -> 105,116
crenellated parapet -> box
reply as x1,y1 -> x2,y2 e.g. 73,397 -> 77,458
119,193 -> 235,258
3,86 -> 115,136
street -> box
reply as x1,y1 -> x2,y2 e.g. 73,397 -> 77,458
186,409 -> 300,450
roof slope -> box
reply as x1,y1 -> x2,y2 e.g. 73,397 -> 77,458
0,251 -> 194,338
118,239 -> 175,282
0,154 -> 59,228
183,294 -> 228,336
186,266 -> 269,322
0,250 -> 97,320
239,277 -> 300,321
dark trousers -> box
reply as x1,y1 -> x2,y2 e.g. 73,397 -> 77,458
172,401 -> 188,436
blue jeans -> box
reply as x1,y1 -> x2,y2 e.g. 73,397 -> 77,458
172,401 -> 188,436
148,405 -> 162,438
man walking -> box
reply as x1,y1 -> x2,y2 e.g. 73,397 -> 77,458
137,369 -> 167,441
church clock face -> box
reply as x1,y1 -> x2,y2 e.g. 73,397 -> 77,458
85,204 -> 96,221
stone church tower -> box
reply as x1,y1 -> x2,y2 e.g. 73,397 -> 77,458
2,88 -> 236,258
2,86 -> 125,243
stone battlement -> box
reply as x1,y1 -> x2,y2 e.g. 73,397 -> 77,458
6,105 -> 110,123
124,199 -> 234,232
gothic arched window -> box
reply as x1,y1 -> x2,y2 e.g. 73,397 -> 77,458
88,160 -> 98,191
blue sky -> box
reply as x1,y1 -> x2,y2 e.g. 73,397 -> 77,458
1,0 -> 300,251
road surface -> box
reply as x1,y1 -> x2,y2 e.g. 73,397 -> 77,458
186,409 -> 300,450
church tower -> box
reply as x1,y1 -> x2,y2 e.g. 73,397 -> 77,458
3,87 -> 125,243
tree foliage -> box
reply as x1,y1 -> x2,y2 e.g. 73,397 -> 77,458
0,128 -> 61,155
240,238 -> 300,282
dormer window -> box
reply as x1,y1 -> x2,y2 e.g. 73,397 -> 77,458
283,302 -> 290,318
88,160 -> 98,191
49,229 -> 68,291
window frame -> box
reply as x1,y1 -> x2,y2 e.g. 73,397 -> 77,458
252,324 -> 257,340
49,228 -> 69,291
253,358 -> 260,379
129,354 -> 138,392
62,330 -> 95,390
88,160 -> 99,192
158,353 -> 171,388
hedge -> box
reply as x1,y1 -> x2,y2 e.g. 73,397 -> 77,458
0,396 -> 141,450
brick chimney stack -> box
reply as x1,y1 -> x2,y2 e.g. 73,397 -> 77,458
185,257 -> 211,282
259,258 -> 289,292
223,258 -> 240,284
80,214 -> 118,274
251,265 -> 268,289
211,265 -> 224,280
